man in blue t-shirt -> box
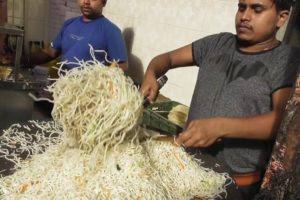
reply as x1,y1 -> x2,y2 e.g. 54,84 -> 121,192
28,0 -> 128,71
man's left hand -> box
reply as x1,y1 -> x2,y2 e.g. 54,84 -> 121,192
175,118 -> 224,148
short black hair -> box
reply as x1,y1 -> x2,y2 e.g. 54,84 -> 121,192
273,0 -> 293,11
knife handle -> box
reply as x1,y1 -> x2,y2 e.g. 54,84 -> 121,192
143,75 -> 168,107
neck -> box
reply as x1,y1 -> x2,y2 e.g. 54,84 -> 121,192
82,14 -> 102,22
238,37 -> 280,53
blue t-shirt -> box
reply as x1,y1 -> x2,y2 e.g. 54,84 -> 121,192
51,16 -> 127,69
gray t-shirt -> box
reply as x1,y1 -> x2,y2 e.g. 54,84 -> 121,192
188,32 -> 300,173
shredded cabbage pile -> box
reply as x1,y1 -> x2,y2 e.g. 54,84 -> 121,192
0,47 -> 230,199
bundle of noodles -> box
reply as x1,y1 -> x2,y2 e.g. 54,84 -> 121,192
0,139 -> 171,200
0,121 -> 62,171
88,142 -> 170,199
144,139 -> 230,200
47,47 -> 143,159
0,126 -> 229,200
0,47 -> 231,199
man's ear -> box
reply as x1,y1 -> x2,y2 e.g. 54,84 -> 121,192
277,10 -> 290,28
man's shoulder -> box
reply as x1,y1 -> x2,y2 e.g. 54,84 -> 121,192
287,44 -> 300,54
62,16 -> 81,27
210,32 -> 235,38
272,43 -> 300,63
193,32 -> 236,52
286,45 -> 300,66
203,32 -> 235,43
97,16 -> 121,31
279,42 -> 300,51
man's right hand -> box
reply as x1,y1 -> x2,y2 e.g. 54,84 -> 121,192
140,72 -> 160,103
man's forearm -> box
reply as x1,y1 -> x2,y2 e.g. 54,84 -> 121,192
144,44 -> 194,79
23,46 -> 60,67
219,111 -> 283,140
145,53 -> 172,79
28,50 -> 55,66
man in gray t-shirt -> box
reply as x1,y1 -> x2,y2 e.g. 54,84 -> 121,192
190,32 -> 300,174
141,0 -> 300,199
